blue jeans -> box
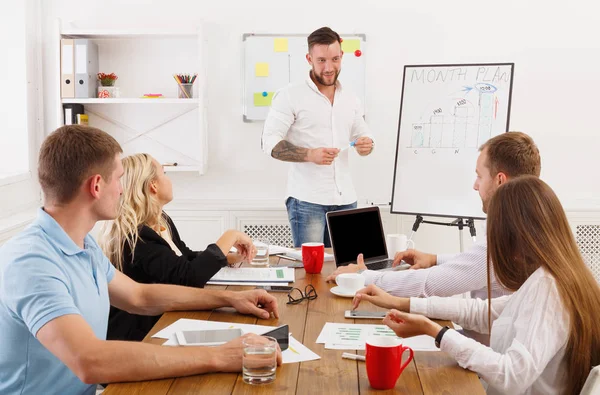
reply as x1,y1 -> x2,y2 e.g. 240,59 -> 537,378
286,197 -> 357,248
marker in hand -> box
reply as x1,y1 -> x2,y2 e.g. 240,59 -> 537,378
339,140 -> 357,152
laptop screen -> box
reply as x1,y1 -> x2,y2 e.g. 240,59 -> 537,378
327,207 -> 388,265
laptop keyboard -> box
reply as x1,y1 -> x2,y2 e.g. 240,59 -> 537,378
366,259 -> 394,271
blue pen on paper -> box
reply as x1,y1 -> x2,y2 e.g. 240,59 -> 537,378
339,140 -> 357,152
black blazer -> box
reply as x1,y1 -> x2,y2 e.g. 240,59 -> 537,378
107,215 -> 227,341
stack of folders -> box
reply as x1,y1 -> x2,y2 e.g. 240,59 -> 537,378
207,267 -> 295,286
60,38 -> 99,98
62,104 -> 85,126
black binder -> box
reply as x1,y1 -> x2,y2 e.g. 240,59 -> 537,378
62,104 -> 84,125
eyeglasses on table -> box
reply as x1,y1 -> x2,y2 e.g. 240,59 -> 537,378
287,284 -> 318,304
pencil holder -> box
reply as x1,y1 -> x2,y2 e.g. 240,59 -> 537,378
177,83 -> 193,99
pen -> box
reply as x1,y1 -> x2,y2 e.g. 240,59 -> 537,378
339,140 -> 357,152
288,346 -> 300,354
274,254 -> 302,262
342,352 -> 365,361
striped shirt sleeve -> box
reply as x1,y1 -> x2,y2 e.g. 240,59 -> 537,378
361,241 -> 511,299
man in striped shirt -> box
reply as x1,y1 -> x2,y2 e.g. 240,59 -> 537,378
326,132 -> 541,300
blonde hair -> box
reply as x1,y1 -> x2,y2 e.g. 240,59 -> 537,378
99,153 -> 170,271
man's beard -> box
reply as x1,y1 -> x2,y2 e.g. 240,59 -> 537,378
313,69 -> 340,86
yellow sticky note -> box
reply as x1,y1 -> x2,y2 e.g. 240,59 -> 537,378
254,92 -> 274,106
274,38 -> 288,52
255,62 -> 269,77
341,39 -> 361,53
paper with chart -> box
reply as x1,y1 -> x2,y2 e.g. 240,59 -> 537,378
154,319 -> 320,364
391,63 -> 514,219
206,267 -> 295,285
317,322 -> 437,351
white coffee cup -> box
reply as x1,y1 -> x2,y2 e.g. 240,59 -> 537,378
335,273 -> 366,294
386,234 -> 415,259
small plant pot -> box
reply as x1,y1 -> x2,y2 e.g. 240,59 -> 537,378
97,86 -> 120,98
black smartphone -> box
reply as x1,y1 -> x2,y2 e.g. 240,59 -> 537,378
256,285 -> 294,292
262,324 -> 289,351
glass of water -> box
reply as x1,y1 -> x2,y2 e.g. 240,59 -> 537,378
242,335 -> 278,385
251,237 -> 270,266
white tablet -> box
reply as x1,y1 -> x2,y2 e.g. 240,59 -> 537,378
175,328 -> 243,346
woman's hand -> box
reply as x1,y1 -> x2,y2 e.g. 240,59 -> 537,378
232,232 -> 256,263
216,230 -> 256,263
383,309 -> 442,338
226,252 -> 244,267
352,284 -> 408,311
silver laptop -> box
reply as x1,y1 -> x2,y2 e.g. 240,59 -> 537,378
326,206 -> 399,271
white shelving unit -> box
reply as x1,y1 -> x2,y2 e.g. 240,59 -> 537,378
56,19 -> 208,174
62,98 -> 201,104
59,29 -> 200,39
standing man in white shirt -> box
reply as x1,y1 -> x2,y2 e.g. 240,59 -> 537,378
327,132 -> 542,300
261,27 -> 374,247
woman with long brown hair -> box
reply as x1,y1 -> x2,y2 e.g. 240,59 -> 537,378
351,176 -> 600,394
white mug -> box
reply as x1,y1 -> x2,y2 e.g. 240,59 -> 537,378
335,273 -> 365,294
386,234 -> 415,259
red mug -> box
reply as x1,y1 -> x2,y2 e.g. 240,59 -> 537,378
302,242 -> 324,274
365,336 -> 414,390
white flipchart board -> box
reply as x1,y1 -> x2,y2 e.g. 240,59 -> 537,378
391,63 -> 514,219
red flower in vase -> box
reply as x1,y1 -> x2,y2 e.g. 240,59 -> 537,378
97,72 -> 118,87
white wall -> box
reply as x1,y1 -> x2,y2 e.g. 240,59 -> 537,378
0,0 -> 43,219
35,0 -> 600,254
0,1 -> 28,178
40,0 -> 600,211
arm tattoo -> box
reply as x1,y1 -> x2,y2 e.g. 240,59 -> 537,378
271,140 -> 309,162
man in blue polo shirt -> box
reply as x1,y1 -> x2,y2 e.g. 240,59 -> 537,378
0,208 -> 116,394
0,125 -> 282,394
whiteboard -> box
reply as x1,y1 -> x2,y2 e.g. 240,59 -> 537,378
391,63 -> 514,219
242,33 -> 366,121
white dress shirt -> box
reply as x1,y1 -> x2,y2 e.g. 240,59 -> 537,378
410,267 -> 569,395
362,241 -> 512,299
261,75 -> 373,206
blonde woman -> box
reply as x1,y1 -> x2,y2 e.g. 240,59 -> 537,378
352,176 -> 600,395
100,153 -> 256,341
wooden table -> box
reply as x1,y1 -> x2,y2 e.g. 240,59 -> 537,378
104,255 -> 485,395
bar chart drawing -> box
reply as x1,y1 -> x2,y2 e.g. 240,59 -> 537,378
409,84 -> 499,149
391,63 -> 514,220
